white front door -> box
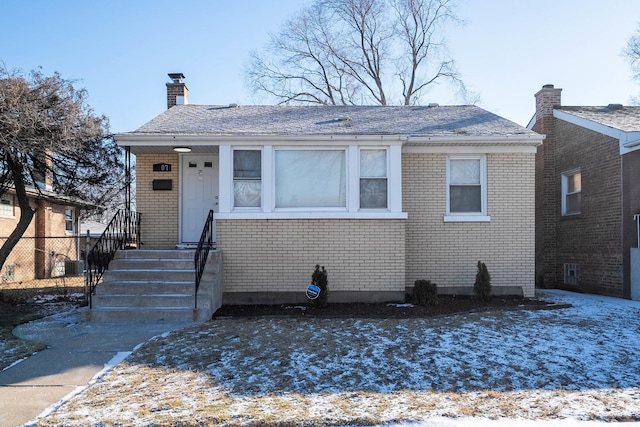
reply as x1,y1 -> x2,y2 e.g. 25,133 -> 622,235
181,154 -> 219,243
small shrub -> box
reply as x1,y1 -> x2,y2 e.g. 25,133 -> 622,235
474,261 -> 492,301
412,279 -> 439,306
309,265 -> 328,308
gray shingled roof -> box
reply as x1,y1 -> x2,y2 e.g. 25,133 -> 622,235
558,106 -> 640,133
129,104 -> 536,137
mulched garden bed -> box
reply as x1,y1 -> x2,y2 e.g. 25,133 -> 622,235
214,295 -> 567,319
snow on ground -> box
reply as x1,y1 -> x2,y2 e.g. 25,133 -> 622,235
35,290 -> 640,425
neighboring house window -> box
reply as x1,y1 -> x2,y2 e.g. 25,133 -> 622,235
65,207 -> 75,233
4,264 -> 15,282
360,149 -> 387,209
275,149 -> 346,208
233,149 -> 262,208
0,195 -> 15,218
564,263 -> 579,285
445,155 -> 489,221
562,169 -> 581,216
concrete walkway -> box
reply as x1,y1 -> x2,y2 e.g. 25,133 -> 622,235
0,307 -> 196,427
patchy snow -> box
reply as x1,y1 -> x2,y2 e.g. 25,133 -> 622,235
33,290 -> 640,425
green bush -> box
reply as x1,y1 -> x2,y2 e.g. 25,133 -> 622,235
412,279 -> 439,306
309,265 -> 328,308
474,261 -> 492,301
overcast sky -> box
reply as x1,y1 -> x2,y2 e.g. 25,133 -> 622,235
2,0 -> 639,132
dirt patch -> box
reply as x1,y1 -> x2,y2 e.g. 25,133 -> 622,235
214,295 -> 562,319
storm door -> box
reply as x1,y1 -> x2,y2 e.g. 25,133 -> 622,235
181,155 -> 219,243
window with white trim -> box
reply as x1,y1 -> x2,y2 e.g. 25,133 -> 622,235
275,149 -> 346,208
360,149 -> 388,209
65,207 -> 75,233
562,169 -> 581,216
0,194 -> 15,218
446,155 -> 488,220
233,149 -> 262,208
217,144 -> 406,219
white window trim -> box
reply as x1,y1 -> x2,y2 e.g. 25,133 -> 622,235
358,147 -> 389,211
273,146 -> 349,211
0,194 -> 15,218
561,168 -> 581,216
232,147 -> 263,211
218,143 -> 406,219
65,207 -> 76,234
444,155 -> 490,223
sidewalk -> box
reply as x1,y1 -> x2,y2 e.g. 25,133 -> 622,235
0,307 -> 196,427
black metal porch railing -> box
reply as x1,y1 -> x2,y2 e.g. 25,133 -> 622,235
86,209 -> 141,307
194,209 -> 214,310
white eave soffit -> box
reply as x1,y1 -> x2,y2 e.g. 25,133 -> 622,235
115,133 -> 542,148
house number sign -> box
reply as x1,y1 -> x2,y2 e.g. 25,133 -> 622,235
153,163 -> 172,172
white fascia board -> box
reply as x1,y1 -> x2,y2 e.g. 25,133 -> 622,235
553,110 -> 622,139
621,133 -> 640,154
405,134 -> 543,144
553,110 -> 640,155
114,133 -> 406,147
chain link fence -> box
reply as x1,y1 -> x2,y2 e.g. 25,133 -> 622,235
0,236 -> 86,302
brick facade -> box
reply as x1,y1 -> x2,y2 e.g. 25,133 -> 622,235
623,150 -> 640,297
533,85 -> 637,298
136,148 -> 536,301
533,85 -> 562,287
135,154 -> 179,248
403,152 -> 536,298
554,120 -> 623,295
0,193 -> 79,282
216,219 -> 406,303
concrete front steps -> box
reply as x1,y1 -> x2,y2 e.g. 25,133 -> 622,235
86,249 -> 222,322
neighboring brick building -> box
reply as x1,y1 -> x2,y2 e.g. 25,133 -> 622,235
0,188 -> 84,282
531,84 -> 640,299
114,73 -> 543,304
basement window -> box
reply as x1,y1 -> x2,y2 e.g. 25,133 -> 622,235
564,263 -> 579,285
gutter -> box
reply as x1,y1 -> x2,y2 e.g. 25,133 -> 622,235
115,133 -> 543,147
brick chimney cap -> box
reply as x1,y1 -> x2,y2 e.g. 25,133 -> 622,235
542,84 -> 555,89
168,73 -> 186,83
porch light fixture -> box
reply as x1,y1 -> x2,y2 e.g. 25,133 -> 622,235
173,146 -> 192,153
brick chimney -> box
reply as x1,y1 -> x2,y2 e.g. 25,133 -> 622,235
533,84 -> 562,289
534,84 -> 562,121
166,73 -> 189,109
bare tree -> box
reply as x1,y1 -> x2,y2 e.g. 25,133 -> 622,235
624,24 -> 640,103
246,0 -> 463,105
0,65 -> 124,271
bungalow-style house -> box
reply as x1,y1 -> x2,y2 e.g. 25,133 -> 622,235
113,73 -> 543,306
0,187 -> 85,283
531,84 -> 640,299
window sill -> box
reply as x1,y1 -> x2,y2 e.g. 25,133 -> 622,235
217,212 -> 408,220
444,215 -> 491,223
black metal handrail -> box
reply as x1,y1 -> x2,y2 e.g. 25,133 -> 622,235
86,209 -> 141,307
194,209 -> 214,310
